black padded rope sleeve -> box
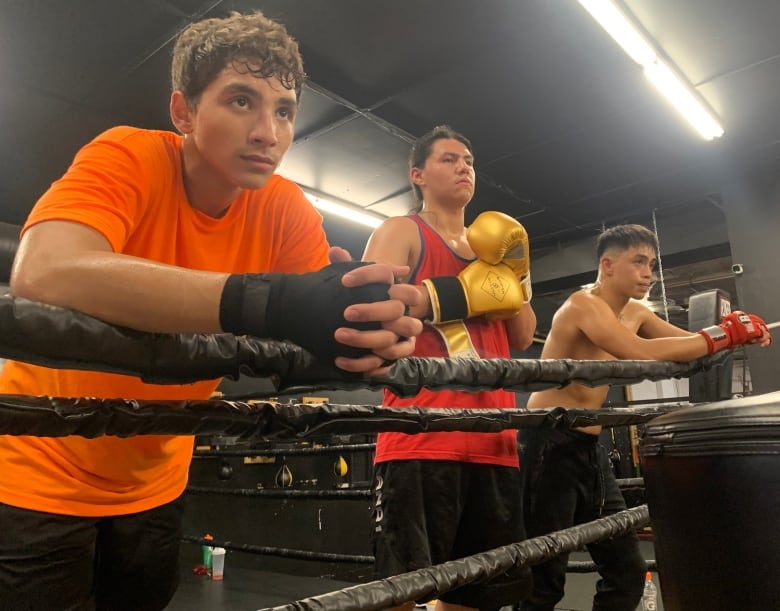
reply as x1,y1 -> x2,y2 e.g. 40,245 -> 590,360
260,506 -> 650,611
0,295 -> 728,394
0,294 -> 353,386
0,399 -> 672,439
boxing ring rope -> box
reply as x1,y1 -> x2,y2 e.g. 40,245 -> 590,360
185,477 -> 645,500
0,295 -> 729,396
182,534 -> 374,564
258,505 -> 651,611
0,298 -> 715,606
183,475 -> 650,571
0,396 -> 674,439
183,530 -> 658,573
193,443 -> 379,457
186,486 -> 371,500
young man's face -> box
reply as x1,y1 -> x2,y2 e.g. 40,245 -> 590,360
412,138 -> 475,206
180,64 -> 297,190
604,244 -> 657,299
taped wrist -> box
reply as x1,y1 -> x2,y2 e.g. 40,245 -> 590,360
220,262 -> 389,361
422,276 -> 468,323
698,325 -> 729,353
220,273 -> 272,339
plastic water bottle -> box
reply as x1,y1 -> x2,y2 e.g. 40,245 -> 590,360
640,571 -> 658,610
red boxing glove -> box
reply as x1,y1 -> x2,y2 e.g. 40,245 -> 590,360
698,311 -> 771,353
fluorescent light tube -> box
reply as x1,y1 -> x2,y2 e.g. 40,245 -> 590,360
578,0 -> 655,65
304,192 -> 384,229
644,59 -> 725,140
577,0 -> 724,140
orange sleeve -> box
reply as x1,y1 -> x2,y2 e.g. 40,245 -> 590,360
23,126 -> 163,252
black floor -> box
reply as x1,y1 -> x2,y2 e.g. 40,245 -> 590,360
167,565 -> 355,610
167,543 -> 663,610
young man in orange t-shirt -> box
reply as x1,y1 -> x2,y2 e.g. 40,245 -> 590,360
0,11 -> 422,611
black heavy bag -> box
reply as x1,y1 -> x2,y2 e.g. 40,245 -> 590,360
640,391 -> 780,611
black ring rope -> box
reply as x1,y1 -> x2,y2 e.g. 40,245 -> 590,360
186,478 -> 644,499
186,486 -> 370,499
0,397 -> 672,440
193,443 -> 377,457
181,535 -> 373,564
0,299 -> 662,601
616,477 -> 645,490
181,537 -> 656,572
568,559 -> 656,573
0,295 -> 730,395
258,505 -> 650,610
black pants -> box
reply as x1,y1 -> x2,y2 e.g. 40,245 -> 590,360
518,428 -> 645,611
371,460 -> 531,609
0,497 -> 184,611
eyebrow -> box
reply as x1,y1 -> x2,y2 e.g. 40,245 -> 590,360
634,254 -> 657,264
441,151 -> 475,162
220,82 -> 298,107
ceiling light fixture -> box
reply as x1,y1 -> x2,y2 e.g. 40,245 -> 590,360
303,192 -> 385,229
577,0 -> 724,140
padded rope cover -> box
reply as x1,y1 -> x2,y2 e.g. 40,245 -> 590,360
260,505 -> 650,611
0,398 -> 668,439
0,295 -> 348,388
0,295 -> 728,395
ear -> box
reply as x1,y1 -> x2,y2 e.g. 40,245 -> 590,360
600,256 -> 614,276
410,166 -> 425,188
170,91 -> 194,134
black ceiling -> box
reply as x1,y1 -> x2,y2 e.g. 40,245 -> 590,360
3,0 -> 779,332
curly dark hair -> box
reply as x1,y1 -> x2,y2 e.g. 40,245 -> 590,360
596,224 -> 659,259
171,11 -> 306,104
409,125 -> 473,204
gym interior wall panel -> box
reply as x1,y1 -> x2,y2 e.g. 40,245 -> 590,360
721,168 -> 780,394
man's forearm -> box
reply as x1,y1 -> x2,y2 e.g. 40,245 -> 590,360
12,251 -> 226,334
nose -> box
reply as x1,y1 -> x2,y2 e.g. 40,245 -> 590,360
456,159 -> 472,174
248,109 -> 279,147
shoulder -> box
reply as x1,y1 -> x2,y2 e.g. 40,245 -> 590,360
371,215 -> 419,239
553,289 -> 613,328
565,288 -> 604,314
77,127 -> 180,172
382,215 -> 418,230
88,126 -> 177,150
624,298 -> 655,319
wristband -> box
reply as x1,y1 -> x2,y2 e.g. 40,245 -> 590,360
422,276 -> 468,323
219,273 -> 271,339
698,325 -> 729,353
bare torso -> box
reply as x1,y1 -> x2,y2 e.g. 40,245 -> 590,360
526,289 -> 644,435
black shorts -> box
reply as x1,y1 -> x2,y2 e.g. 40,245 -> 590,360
0,497 -> 184,611
371,460 -> 531,609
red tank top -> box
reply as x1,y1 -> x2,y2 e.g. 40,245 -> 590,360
374,214 -> 519,466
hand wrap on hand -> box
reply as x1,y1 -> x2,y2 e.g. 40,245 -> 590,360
220,262 -> 390,360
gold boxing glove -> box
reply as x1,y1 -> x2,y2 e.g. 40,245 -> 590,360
422,259 -> 523,323
466,210 -> 532,303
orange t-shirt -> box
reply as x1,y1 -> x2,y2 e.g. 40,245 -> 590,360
0,126 -> 330,516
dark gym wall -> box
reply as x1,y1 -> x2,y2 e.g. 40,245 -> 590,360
721,168 -> 780,394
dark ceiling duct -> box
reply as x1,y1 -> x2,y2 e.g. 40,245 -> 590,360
0,223 -> 21,285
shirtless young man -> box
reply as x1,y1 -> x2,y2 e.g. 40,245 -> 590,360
518,223 -> 772,611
